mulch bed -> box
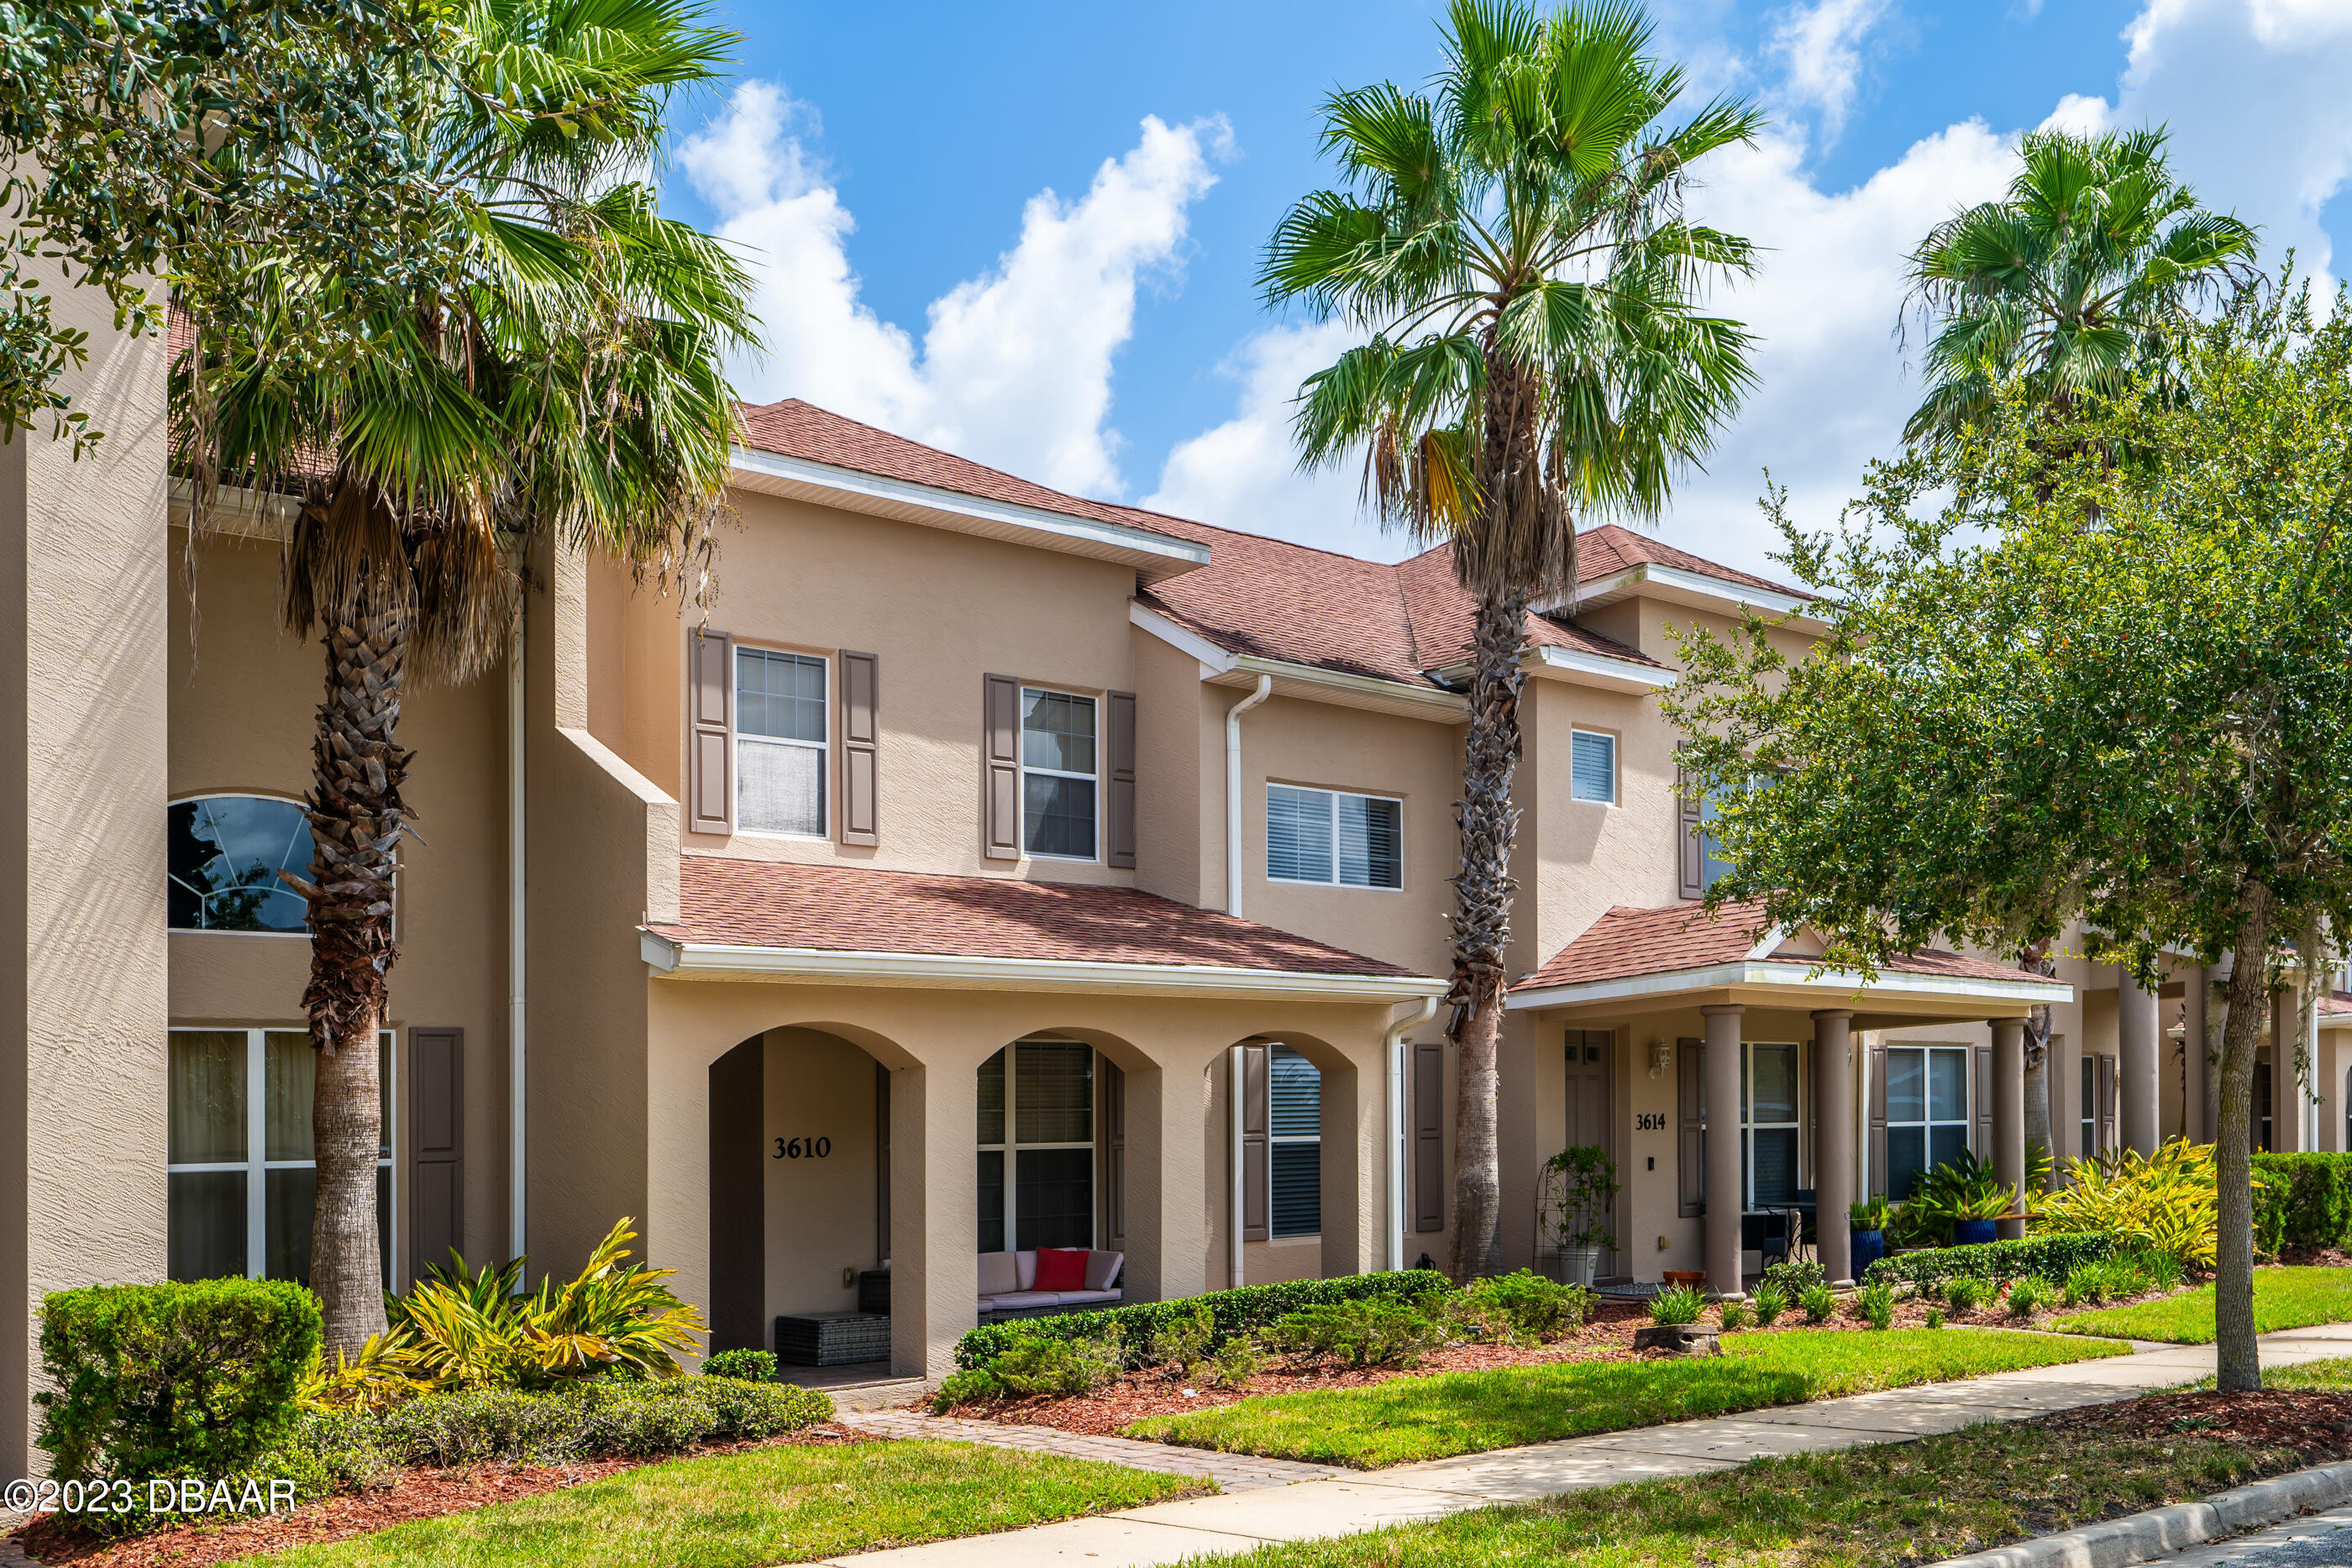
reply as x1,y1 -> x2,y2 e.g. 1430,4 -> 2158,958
15,1424 -> 878,1568
2042,1388 -> 2352,1463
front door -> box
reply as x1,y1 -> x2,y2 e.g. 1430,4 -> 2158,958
1564,1030 -> 1617,1272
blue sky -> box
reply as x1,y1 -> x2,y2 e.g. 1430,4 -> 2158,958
661,0 -> 2352,578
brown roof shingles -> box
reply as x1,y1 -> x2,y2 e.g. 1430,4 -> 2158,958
1518,900 -> 2040,992
651,856 -> 1417,978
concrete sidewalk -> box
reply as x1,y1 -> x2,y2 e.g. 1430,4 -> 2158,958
815,1324 -> 2352,1567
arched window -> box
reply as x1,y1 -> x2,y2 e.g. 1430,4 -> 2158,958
168,796 -> 312,934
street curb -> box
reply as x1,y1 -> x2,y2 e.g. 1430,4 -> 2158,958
1929,1459 -> 2352,1568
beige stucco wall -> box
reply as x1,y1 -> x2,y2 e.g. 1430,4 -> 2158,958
1129,627 -> 1212,909
0,285 -> 170,1476
763,1026 -> 881,1319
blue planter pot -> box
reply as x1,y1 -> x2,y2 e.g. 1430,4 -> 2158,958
1851,1228 -> 1884,1272
1952,1219 -> 1998,1246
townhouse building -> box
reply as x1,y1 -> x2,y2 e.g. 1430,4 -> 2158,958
5,312 -> 2351,1471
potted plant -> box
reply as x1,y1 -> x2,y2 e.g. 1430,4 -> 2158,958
1908,1151 -> 2018,1247
1541,1146 -> 1620,1287
1849,1196 -> 1891,1273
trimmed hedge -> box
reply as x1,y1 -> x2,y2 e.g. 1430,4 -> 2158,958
953,1269 -> 1452,1370
1862,1233 -> 2117,1293
2253,1153 -> 2352,1253
36,1277 -> 320,1528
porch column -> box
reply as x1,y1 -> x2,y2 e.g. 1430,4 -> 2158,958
2272,987 -> 2306,1152
1991,1018 -> 2027,1241
2182,968 -> 2208,1146
2118,970 -> 2160,1156
1703,1004 -> 1744,1298
1813,1011 -> 1855,1286
888,1062 -> 979,1379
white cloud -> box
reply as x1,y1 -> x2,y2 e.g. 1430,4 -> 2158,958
680,81 -> 1228,498
1768,0 -> 1893,144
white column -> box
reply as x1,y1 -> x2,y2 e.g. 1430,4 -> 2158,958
2118,971 -> 2160,1156
1992,1019 -> 2027,1241
1813,1011 -> 1854,1286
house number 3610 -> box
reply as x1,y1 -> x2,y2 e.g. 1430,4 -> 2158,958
774,1136 -> 832,1159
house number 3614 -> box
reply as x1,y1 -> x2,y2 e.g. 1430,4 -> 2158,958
774,1136 -> 832,1159
1634,1113 -> 1667,1131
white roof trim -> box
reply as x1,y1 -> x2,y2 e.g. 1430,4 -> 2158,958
1130,601 -> 1469,721
730,446 -> 1210,582
1567,560 -> 1822,630
643,929 -> 1450,1001
1504,958 -> 2075,1011
1527,643 -> 1677,693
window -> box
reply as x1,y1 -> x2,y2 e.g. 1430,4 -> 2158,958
2080,1054 -> 2095,1157
1267,785 -> 1402,889
978,1039 -> 1094,1251
736,648 -> 827,836
168,796 -> 313,934
2256,1058 -> 2274,1153
1697,796 -> 1736,891
1569,731 -> 1616,804
1741,1041 -> 1799,1208
1270,1046 -> 1321,1238
1886,1045 -> 1969,1199
1021,689 -> 1096,859
167,1028 -> 392,1284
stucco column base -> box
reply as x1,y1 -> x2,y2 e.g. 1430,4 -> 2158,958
889,1063 -> 979,1379
1812,1011 -> 1855,1287
1991,1017 -> 2027,1242
2118,971 -> 2160,1156
1703,1005 -> 1744,1299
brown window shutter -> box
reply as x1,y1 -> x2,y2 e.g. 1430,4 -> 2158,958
1242,1043 -> 1270,1242
1972,1043 -> 1992,1160
1677,1038 -> 1704,1218
983,674 -> 1021,860
1867,1039 -> 1888,1197
839,649 -> 879,847
407,1028 -> 464,1282
2097,1053 -> 2118,1151
1676,773 -> 1704,900
1413,1041 -> 1444,1231
1100,1060 -> 1126,1251
689,629 -> 733,836
1105,690 -> 1137,869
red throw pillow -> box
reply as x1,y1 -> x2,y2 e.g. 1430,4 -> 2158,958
1033,1247 -> 1089,1291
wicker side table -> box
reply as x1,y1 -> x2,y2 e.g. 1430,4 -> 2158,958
774,1311 -> 891,1366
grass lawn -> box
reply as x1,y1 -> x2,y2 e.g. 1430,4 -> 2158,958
1126,1327 -> 2133,1468
229,1439 -> 1200,1567
2052,1266 -> 2352,1343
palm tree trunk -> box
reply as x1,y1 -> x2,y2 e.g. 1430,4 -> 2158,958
1446,589 -> 1525,1282
295,589 -> 411,1360
2215,887 -> 2270,1392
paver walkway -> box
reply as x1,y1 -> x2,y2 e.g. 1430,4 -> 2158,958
812,1323 -> 2352,1567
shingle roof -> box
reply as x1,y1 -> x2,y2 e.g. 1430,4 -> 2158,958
651,856 -> 1419,977
1578,522 -> 1808,603
1517,900 -> 2039,992
2324,989 -> 2352,1018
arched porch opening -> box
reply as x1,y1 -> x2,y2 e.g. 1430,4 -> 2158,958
1206,1030 -> 1366,1288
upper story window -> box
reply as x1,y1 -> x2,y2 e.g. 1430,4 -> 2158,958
1267,785 -> 1402,889
168,796 -> 313,935
737,648 -> 827,837
1570,730 -> 1616,805
1021,688 -> 1096,859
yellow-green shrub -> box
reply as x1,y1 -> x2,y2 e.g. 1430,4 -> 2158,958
2034,1138 -> 2223,1267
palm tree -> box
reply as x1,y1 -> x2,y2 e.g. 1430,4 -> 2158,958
1903,127 -> 2255,1189
1264,0 -> 1761,1281
176,0 -> 752,1358
1902,126 -> 2256,460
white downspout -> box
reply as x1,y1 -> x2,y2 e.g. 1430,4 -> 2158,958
1224,674 -> 1273,917
508,621 -> 528,1261
1230,1045 -> 1247,1288
1385,996 -> 1440,1272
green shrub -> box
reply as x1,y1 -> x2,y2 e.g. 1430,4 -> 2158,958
1749,1283 -> 1788,1327
1454,1271 -> 1591,1344
1716,1299 -> 1751,1330
1943,1277 -> 1985,1314
2252,1153 -> 2352,1253
285,1376 -> 831,1484
1853,1281 -> 1895,1330
932,1368 -> 1003,1413
2006,1277 -> 2055,1318
1274,1298 -> 1448,1368
1146,1303 -> 1215,1371
2135,1247 -> 2186,1292
1649,1284 -> 1707,1326
701,1349 -> 776,1383
1758,1256 -> 1827,1298
1206,1334 -> 1265,1388
982,1332 -> 1126,1397
953,1270 -> 1452,1371
1799,1283 -> 1837,1324
1863,1232 -> 2116,1293
1924,1308 -> 1946,1329
37,1278 -> 321,1532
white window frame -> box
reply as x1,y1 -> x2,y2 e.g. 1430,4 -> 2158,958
167,793 -> 319,940
1019,686 -> 1099,863
1264,784 -> 1404,890
734,646 -> 830,841
1568,729 -> 1618,805
977,1038 -> 1096,1253
1740,1040 -> 1801,1210
1886,1044 -> 1971,1198
165,1026 -> 396,1285
1268,1045 -> 1322,1240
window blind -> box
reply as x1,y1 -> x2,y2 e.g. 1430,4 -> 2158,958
1570,731 -> 1615,803
1267,785 -> 1331,882
1336,794 -> 1401,888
